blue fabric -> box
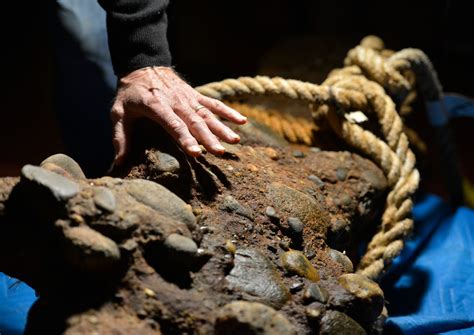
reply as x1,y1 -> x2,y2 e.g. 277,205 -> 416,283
383,193 -> 474,334
0,275 -> 36,335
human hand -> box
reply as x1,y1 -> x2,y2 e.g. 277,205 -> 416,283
111,66 -> 247,165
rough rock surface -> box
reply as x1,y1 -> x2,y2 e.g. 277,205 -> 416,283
0,117 -> 389,334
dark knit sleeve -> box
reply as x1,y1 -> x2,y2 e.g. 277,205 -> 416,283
98,0 -> 172,77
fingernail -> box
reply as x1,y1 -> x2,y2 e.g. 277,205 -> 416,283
190,145 -> 202,153
215,144 -> 226,152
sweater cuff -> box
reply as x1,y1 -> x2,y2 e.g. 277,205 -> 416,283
99,0 -> 172,77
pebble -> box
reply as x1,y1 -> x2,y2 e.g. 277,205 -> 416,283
292,150 -> 306,158
305,250 -> 316,260
280,250 -> 320,282
215,301 -> 296,335
124,179 -> 196,230
144,288 -> 156,298
120,239 -> 138,252
226,248 -> 289,308
163,233 -> 198,257
328,249 -> 354,273
63,226 -> 121,273
305,306 -> 322,320
220,195 -> 254,220
21,165 -> 80,201
40,154 -> 86,179
308,174 -> 325,187
289,281 -> 304,293
265,206 -> 279,220
303,283 -> 329,303
336,167 -> 348,181
264,147 -> 280,160
361,169 -> 387,191
93,187 -> 116,213
310,147 -> 321,153
287,217 -> 304,236
246,164 -> 259,172
152,151 -> 180,173
319,310 -> 366,335
226,240 -> 236,254
279,240 -> 290,251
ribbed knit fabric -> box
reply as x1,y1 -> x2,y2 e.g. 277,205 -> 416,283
98,0 -> 172,77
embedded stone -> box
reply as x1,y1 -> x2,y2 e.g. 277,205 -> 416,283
124,179 -> 196,230
215,301 -> 296,335
308,174 -> 325,187
287,217 -> 304,236
63,226 -> 121,272
40,154 -> 86,179
93,187 -> 116,213
226,248 -> 289,308
280,250 -> 320,282
220,195 -> 254,220
303,283 -> 329,303
153,151 -> 180,173
164,233 -> 198,257
21,165 -> 80,201
336,167 -> 348,181
328,249 -> 354,273
320,310 -> 366,335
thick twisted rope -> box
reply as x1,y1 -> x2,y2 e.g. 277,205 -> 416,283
196,75 -> 419,280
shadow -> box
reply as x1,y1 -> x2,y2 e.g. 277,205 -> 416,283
383,267 -> 431,316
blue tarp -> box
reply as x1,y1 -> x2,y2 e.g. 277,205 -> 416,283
1,193 -> 473,334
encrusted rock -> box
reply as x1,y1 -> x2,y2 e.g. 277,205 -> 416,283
280,250 -> 320,282
215,301 -> 296,335
319,310 -> 366,335
226,248 -> 289,308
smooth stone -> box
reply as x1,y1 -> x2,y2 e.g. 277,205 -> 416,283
309,147 -> 321,153
93,187 -> 116,213
303,283 -> 329,303
319,310 -> 366,335
40,154 -> 86,179
308,174 -> 325,187
292,150 -> 306,158
336,167 -> 348,181
264,147 -> 279,160
328,249 -> 354,273
226,248 -> 290,309
64,226 -> 121,272
21,165 -> 80,201
153,151 -> 180,173
287,217 -> 304,236
215,301 -> 296,335
124,179 -> 196,230
220,195 -> 254,220
164,233 -> 198,256
280,250 -> 320,282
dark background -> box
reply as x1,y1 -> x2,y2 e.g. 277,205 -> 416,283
1,0 -> 473,184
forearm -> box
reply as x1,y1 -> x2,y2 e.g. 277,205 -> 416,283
98,0 -> 172,77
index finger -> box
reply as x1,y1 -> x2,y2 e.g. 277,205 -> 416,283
198,95 -> 247,125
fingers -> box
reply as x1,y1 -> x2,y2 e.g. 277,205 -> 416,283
176,104 -> 226,155
111,104 -> 129,165
146,101 -> 202,157
196,107 -> 241,144
198,96 -> 247,124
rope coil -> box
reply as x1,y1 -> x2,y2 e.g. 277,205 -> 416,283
195,36 -> 443,280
